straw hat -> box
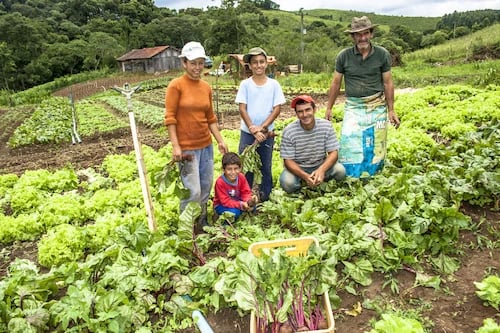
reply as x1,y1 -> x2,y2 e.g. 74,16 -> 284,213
243,47 -> 268,63
344,16 -> 379,33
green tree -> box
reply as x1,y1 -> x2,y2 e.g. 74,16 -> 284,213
308,20 -> 327,31
61,0 -> 102,26
390,25 -> 422,51
206,2 -> 245,55
252,0 -> 280,10
0,12 -> 48,90
437,9 -> 499,30
471,22 -> 482,32
324,24 -> 349,47
302,36 -> 338,72
23,59 -> 53,88
452,26 -> 470,38
83,17 -> 123,36
378,38 -> 404,66
10,2 -> 45,19
0,42 -> 16,90
237,0 -> 260,14
38,40 -> 88,78
134,16 -> 203,49
58,20 -> 83,40
118,0 -> 157,24
180,8 -> 204,16
84,32 -> 123,70
421,30 -> 448,48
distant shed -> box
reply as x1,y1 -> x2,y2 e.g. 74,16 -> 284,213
116,46 -> 181,73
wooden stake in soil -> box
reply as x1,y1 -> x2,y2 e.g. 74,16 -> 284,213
113,83 -> 157,232
68,91 -> 82,144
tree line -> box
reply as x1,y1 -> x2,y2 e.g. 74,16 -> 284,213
0,0 -> 498,92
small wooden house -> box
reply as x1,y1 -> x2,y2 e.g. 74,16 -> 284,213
116,46 -> 181,73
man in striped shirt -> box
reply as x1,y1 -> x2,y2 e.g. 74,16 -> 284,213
279,95 -> 346,193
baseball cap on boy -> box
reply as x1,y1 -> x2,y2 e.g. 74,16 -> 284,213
243,47 -> 268,63
291,95 -> 316,109
179,41 -> 208,60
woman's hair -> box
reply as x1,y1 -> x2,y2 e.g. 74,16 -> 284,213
222,152 -> 242,168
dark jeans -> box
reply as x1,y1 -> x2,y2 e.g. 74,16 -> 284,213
238,130 -> 274,201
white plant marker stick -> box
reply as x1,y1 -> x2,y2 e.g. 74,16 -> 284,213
113,83 -> 157,232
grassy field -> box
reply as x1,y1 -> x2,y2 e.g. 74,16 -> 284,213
404,23 -> 500,62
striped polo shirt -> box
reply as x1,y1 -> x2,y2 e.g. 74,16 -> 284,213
280,118 -> 340,169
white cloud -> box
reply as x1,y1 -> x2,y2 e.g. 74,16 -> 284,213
155,0 -> 499,17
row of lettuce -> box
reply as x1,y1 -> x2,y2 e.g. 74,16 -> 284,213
0,85 -> 499,332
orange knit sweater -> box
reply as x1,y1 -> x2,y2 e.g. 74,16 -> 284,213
165,74 -> 218,150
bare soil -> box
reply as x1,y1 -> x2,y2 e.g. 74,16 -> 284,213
0,83 -> 498,333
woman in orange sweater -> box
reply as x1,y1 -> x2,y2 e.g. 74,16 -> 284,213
165,41 -> 228,228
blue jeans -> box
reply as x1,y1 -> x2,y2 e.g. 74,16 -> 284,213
214,205 -> 243,219
279,162 -> 346,194
178,144 -> 214,225
238,131 -> 274,201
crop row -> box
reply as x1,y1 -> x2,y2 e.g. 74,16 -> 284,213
0,84 -> 498,332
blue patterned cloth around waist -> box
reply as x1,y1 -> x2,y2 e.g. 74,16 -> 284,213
339,92 -> 388,178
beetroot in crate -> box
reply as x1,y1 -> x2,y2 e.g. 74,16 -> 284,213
247,237 -> 336,333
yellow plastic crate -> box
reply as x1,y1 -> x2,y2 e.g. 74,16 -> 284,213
248,236 -> 335,333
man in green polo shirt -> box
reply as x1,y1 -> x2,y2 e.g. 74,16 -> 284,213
325,16 -> 400,178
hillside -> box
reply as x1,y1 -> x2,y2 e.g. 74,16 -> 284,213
243,9 -> 443,71
302,9 -> 440,32
404,23 -> 500,62
0,0 -> 497,92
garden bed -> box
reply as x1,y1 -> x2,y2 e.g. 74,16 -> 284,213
1,84 -> 499,333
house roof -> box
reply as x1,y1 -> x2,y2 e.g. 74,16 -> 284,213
116,46 -> 176,61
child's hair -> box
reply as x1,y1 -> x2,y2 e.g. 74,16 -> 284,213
222,152 -> 242,169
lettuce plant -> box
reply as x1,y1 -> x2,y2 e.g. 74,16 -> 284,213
474,275 -> 500,310
369,313 -> 425,333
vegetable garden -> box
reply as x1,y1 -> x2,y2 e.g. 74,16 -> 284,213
0,76 -> 499,333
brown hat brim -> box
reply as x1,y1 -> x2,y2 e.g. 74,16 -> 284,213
344,24 -> 379,33
243,47 -> 268,63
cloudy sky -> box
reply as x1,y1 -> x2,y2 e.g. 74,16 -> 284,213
155,0 -> 499,17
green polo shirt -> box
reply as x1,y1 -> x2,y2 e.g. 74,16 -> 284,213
335,44 -> 391,98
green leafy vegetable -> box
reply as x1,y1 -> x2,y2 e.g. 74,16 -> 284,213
474,275 -> 500,310
369,313 -> 425,333
475,318 -> 500,333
